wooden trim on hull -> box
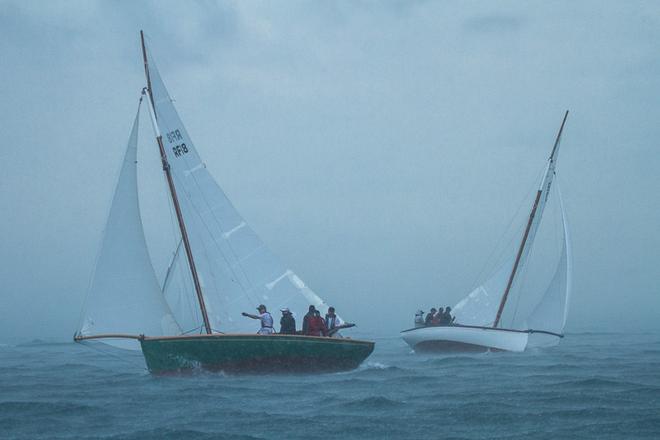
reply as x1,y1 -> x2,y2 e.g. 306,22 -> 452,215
74,333 -> 143,341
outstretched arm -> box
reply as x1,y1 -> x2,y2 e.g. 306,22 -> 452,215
242,312 -> 259,320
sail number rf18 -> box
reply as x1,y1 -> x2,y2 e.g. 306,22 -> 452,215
166,129 -> 188,157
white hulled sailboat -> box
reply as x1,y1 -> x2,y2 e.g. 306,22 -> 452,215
402,112 -> 572,352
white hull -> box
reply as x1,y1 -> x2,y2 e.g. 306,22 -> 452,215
401,325 -> 529,352
526,332 -> 562,348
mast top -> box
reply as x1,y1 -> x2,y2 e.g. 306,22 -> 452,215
549,110 -> 569,162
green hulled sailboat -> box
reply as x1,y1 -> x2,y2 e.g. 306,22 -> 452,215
74,32 -> 374,374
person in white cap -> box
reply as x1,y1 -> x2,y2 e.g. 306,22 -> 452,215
241,304 -> 274,335
414,310 -> 425,327
279,308 -> 296,334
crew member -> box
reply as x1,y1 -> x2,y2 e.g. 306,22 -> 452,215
324,307 -> 343,331
324,306 -> 344,337
241,304 -> 274,335
306,310 -> 327,336
414,310 -> 425,327
425,308 -> 437,326
302,305 -> 316,335
442,306 -> 455,325
432,307 -> 444,325
279,308 -> 296,334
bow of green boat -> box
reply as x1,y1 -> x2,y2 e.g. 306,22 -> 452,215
139,334 -> 375,374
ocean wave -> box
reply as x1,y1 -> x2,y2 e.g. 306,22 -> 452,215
0,401 -> 96,416
101,429 -> 263,440
553,377 -> 645,390
338,396 -> 405,410
361,361 -> 390,370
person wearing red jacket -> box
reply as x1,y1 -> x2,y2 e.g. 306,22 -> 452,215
306,310 -> 327,336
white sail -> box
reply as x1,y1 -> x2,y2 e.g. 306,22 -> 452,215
143,40 -> 333,333
161,240 -> 201,333
454,113 -> 568,330
526,185 -> 571,339
507,122 -> 565,293
78,104 -> 181,348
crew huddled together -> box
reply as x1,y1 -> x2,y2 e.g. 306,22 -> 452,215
414,307 -> 456,327
242,304 -> 351,337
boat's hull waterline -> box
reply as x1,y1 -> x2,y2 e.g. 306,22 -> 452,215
139,334 -> 375,374
400,325 -> 529,353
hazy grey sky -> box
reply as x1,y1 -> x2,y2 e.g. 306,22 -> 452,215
1,0 -> 659,342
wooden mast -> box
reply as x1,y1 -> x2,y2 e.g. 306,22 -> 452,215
140,31 -> 212,335
493,111 -> 569,328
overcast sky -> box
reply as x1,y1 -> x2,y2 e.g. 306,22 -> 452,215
1,0 -> 659,342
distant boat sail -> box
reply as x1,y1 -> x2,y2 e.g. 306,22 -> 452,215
75,32 -> 374,373
401,112 -> 572,352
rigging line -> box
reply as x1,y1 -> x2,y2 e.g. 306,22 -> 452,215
466,164 -> 547,293
171,172 -> 261,307
164,175 -> 183,281
175,193 -> 246,306
510,189 -> 554,327
178,252 -> 202,327
173,151 -> 261,302
78,95 -> 144,330
165,240 -> 201,329
166,167 -> 241,302
174,239 -> 201,327
181,325 -> 204,335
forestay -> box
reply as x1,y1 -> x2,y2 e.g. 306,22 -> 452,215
143,41 -> 333,333
77,104 -> 181,349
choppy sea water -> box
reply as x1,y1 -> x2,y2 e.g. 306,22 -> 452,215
1,332 -> 659,440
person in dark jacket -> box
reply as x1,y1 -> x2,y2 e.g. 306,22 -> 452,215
279,308 -> 296,334
302,305 -> 316,334
424,308 -> 437,326
442,306 -> 455,325
432,307 -> 444,325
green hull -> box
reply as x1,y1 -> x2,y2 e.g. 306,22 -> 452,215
139,334 -> 375,374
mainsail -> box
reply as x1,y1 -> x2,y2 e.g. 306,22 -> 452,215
526,186 -> 572,337
141,37 -> 332,334
77,103 -> 181,348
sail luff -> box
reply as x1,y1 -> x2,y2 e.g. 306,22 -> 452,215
140,31 -> 212,335
493,111 -> 569,328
